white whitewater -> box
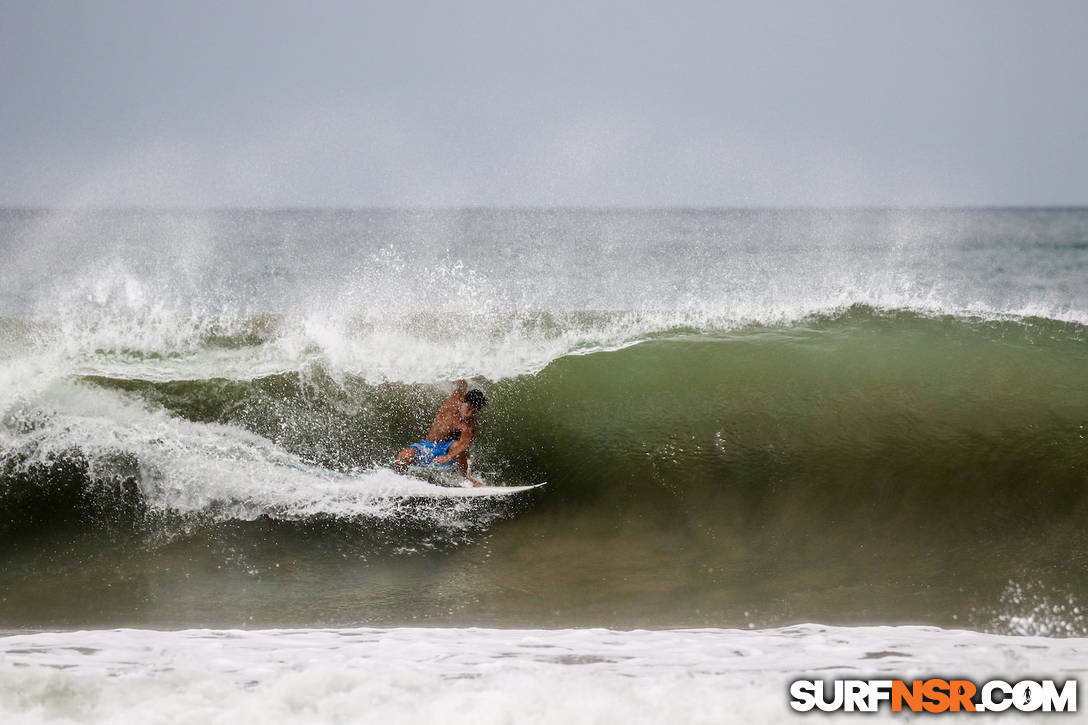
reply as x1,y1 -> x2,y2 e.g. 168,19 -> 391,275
1,625 -> 1085,724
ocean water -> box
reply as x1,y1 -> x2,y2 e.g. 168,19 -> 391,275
0,208 -> 1086,722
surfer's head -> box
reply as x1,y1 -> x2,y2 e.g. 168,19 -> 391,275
460,389 -> 487,419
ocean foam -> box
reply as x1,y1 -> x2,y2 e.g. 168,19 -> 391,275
0,378 -> 494,523
0,625 -> 1084,724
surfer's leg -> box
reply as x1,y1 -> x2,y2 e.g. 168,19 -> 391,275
394,447 -> 417,473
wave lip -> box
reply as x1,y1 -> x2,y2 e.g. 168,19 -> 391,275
4,301 -> 1086,390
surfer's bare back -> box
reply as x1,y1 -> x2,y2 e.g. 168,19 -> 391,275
395,380 -> 488,486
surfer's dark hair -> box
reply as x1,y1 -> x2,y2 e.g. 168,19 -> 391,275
465,389 -> 487,411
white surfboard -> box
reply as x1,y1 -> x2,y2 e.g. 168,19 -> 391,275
278,461 -> 546,497
418,482 -> 547,497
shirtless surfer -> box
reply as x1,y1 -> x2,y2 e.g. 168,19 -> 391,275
394,380 -> 488,486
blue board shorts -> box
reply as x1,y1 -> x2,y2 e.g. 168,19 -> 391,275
408,439 -> 456,469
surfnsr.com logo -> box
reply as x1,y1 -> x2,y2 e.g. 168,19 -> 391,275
789,678 -> 1077,713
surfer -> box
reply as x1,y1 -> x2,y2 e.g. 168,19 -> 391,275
395,380 -> 488,486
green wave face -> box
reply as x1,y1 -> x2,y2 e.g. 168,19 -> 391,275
476,311 -> 1088,630
3,308 -> 1084,631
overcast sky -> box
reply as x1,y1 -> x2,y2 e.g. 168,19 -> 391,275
2,0 -> 1086,207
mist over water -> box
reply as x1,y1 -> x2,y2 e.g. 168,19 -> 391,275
4,2 -> 1088,718
0,208 -> 1086,634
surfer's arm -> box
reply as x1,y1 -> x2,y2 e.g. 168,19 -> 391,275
437,427 -> 482,487
430,381 -> 469,430
435,426 -> 473,463
437,380 -> 469,412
